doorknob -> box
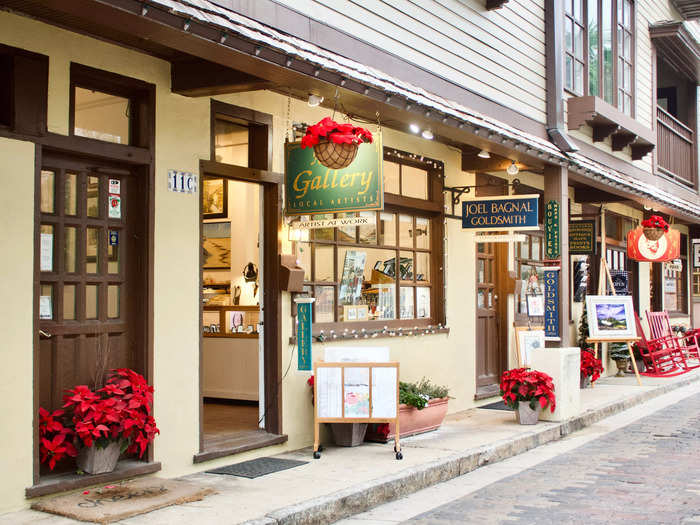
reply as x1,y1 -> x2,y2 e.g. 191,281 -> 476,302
39,330 -> 52,338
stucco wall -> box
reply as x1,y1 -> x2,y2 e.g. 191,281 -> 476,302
0,137 -> 36,512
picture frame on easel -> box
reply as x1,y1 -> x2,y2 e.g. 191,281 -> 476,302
514,326 -> 544,367
585,295 -> 637,340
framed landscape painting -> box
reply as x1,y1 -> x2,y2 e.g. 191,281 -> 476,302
585,295 -> 637,340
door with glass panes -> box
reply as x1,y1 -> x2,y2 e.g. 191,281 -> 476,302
37,155 -> 147,411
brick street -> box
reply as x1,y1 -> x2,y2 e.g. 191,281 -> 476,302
403,392 -> 700,525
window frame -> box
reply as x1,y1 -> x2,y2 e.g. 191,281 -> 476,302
564,0 -> 587,96
664,234 -> 688,315
297,147 -> 445,334
564,0 -> 636,117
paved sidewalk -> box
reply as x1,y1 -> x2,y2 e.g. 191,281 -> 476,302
3,371 -> 699,525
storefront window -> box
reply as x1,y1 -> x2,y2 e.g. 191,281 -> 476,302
297,149 -> 442,329
664,234 -> 688,314
214,118 -> 249,165
516,233 -> 545,317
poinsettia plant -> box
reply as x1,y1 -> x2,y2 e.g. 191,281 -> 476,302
39,368 -> 159,470
300,117 -> 373,149
580,349 -> 604,383
641,215 -> 669,232
499,367 -> 556,412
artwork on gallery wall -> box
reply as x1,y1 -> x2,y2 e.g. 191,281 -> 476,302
202,221 -> 231,269
202,178 -> 228,219
515,327 -> 544,367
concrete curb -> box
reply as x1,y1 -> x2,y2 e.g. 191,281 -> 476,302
251,373 -> 700,525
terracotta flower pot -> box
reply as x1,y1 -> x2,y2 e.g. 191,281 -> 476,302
365,397 -> 449,442
313,141 -> 359,169
515,402 -> 542,425
76,441 -> 121,474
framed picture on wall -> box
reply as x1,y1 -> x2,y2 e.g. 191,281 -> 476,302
202,221 -> 231,269
515,327 -> 544,367
202,178 -> 228,219
526,293 -> 545,317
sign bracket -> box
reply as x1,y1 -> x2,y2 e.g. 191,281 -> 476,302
444,177 -> 521,205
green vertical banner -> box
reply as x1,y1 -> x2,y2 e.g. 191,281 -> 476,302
296,298 -> 315,371
544,200 -> 560,259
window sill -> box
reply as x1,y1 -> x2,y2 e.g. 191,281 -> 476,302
567,96 -> 655,160
26,460 -> 161,499
289,326 -> 450,345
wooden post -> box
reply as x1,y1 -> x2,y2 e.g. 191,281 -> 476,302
544,164 -> 570,345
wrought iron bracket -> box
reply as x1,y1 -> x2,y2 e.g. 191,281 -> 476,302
443,177 -> 521,206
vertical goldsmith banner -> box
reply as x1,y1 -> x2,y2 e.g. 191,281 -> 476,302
544,200 -> 560,259
544,267 -> 560,341
295,298 -> 315,371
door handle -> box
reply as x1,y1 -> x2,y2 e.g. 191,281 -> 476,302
39,330 -> 52,338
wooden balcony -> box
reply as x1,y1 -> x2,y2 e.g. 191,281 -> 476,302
657,106 -> 696,187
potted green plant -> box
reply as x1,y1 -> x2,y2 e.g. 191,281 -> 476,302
365,378 -> 449,443
499,368 -> 556,425
39,368 -> 159,474
609,343 -> 630,377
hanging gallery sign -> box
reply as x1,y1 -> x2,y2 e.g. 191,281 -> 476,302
284,134 -> 383,215
543,267 -> 560,341
626,227 -> 680,262
544,200 -> 560,259
462,194 -> 539,231
569,220 -> 596,255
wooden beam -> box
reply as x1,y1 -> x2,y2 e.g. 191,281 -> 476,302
172,59 -> 275,96
462,149 -> 534,172
575,187 -> 631,203
611,133 -> 637,151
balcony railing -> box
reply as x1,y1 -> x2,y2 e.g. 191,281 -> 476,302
657,106 -> 696,186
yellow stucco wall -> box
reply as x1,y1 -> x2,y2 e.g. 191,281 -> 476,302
0,137 -> 36,511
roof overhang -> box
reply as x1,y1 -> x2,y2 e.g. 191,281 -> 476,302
671,0 -> 700,20
650,21 -> 700,81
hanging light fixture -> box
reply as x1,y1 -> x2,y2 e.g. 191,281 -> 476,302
477,150 -> 490,159
307,94 -> 324,107
421,129 -> 434,140
506,161 -> 519,176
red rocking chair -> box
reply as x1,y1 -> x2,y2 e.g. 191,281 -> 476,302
645,311 -> 699,370
634,314 -> 689,377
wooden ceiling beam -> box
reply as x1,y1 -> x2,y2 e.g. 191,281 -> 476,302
171,59 -> 275,96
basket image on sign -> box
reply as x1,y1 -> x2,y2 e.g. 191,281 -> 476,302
313,141 -> 359,170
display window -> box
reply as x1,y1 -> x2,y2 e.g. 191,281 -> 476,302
296,149 -> 444,331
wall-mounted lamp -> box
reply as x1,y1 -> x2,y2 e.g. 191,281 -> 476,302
506,161 -> 519,176
477,150 -> 491,159
421,129 -> 434,140
307,94 -> 324,107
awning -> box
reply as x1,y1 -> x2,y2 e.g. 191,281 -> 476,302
650,21 -> 700,82
147,0 -> 700,220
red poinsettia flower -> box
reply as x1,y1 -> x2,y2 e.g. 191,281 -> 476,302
580,349 -> 604,383
300,117 -> 373,149
642,215 -> 669,232
499,367 -> 556,412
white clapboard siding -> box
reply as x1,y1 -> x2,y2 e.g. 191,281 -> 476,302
274,0 -> 548,123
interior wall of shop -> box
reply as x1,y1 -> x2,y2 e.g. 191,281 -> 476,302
0,10 -> 479,512
565,0 -> 682,175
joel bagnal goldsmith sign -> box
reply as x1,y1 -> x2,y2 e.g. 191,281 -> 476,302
284,134 -> 383,215
462,195 -> 540,231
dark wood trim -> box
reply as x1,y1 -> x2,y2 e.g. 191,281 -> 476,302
32,144 -> 42,486
486,0 -> 509,9
200,159 -> 282,186
567,96 -> 655,159
193,433 -> 287,464
26,461 -> 161,499
650,21 -> 700,82
173,58 -> 274,96
383,193 -> 442,213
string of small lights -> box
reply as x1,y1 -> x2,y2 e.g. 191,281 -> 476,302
313,324 -> 447,342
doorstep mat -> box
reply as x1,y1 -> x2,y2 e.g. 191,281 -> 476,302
31,478 -> 215,524
206,456 -> 308,478
477,400 -> 513,411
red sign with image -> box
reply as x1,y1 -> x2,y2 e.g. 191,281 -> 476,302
626,227 -> 680,262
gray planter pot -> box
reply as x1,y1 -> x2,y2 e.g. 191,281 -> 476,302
330,423 -> 368,447
515,402 -> 542,425
580,375 -> 591,389
76,441 -> 121,474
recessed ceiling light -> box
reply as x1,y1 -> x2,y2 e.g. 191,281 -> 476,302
477,150 -> 491,158
307,94 -> 324,107
422,129 -> 434,140
409,123 -> 420,134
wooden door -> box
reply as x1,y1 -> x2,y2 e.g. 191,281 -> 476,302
37,154 -> 148,411
475,242 -> 508,398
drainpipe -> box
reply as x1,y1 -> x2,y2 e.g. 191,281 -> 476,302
545,0 -> 579,153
